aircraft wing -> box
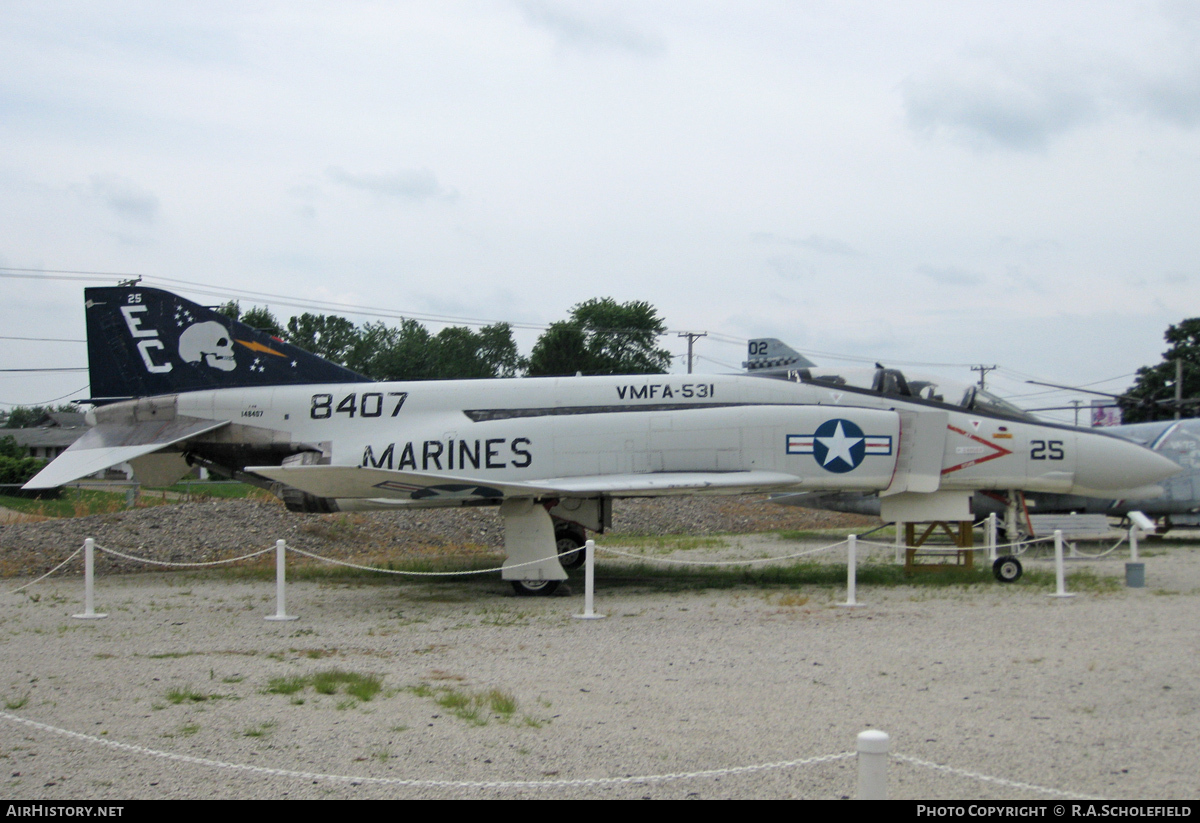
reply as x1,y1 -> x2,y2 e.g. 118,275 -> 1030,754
250,465 -> 805,503
23,418 -> 230,489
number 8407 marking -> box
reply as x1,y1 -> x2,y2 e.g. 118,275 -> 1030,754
311,392 -> 408,419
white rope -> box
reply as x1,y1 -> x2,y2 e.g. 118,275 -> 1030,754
893,752 -> 1105,800
1056,535 -> 1127,560
95,543 -> 275,567
597,539 -> 847,567
284,545 -> 566,577
5,546 -> 82,595
0,710 -> 852,791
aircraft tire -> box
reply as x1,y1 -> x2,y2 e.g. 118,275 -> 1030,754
511,579 -> 561,597
992,556 -> 1023,583
555,526 -> 588,570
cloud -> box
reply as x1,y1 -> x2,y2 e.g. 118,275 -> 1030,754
765,256 -> 813,281
89,175 -> 160,224
751,232 -> 862,257
903,63 -> 1100,152
517,0 -> 665,56
917,264 -> 985,287
326,166 -> 457,202
904,17 -> 1200,152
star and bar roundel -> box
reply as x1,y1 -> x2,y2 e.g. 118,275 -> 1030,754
787,418 -> 893,473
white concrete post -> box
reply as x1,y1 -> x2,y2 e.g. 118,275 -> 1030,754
264,540 -> 298,621
987,513 -> 998,562
573,539 -> 606,620
839,535 -> 863,608
856,729 -> 890,800
894,522 -> 904,564
1129,526 -> 1140,562
72,538 -> 107,620
1049,530 -> 1076,599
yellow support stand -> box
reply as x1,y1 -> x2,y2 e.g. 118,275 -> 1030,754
903,521 -> 974,573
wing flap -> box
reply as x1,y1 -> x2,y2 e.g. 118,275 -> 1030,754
23,418 -> 230,489
250,465 -> 806,502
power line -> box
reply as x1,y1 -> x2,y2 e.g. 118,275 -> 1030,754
0,336 -> 86,343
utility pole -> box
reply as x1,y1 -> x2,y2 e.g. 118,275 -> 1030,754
1070,399 -> 1083,426
971,364 -> 998,390
1176,359 -> 1183,420
677,331 -> 707,374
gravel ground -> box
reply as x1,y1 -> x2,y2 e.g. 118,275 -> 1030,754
0,495 -> 874,578
1,498 -> 1198,800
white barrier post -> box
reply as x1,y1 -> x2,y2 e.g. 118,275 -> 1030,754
1048,530 -> 1076,599
894,521 -> 904,564
987,513 -> 997,562
573,539 -> 606,620
856,729 -> 890,800
264,540 -> 298,622
72,538 -> 107,620
839,534 -> 864,608
1125,526 -> 1146,588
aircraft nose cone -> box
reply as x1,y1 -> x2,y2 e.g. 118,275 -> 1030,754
1075,433 -> 1180,493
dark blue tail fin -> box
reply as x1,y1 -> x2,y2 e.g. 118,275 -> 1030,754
85,285 -> 367,401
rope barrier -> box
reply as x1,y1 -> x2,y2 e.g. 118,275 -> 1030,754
283,545 -> 554,576
596,540 -> 847,566
0,710 -> 1110,799
892,752 -> 1105,801
0,709 -> 852,791
95,543 -> 275,567
5,546 -> 82,595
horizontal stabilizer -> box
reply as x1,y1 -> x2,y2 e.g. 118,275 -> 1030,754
251,465 -> 806,502
23,418 -> 229,489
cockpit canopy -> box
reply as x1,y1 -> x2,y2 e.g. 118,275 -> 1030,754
784,366 -> 1034,421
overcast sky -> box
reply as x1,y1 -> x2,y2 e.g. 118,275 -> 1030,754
3,1 -> 1199,423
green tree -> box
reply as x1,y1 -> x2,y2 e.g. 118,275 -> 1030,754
3,404 -> 75,429
432,323 -> 526,379
215,300 -> 241,321
0,435 -> 45,484
527,322 -> 591,377
215,301 -> 285,337
528,298 -> 671,376
285,313 -> 360,364
1121,318 -> 1200,423
347,319 -> 436,381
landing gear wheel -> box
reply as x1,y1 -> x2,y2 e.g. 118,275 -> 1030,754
993,556 -> 1023,583
555,526 -> 587,570
511,579 -> 562,597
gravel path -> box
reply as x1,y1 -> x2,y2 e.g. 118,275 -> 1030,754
1,499 -> 1197,800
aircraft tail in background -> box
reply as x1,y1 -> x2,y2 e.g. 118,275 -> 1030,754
84,285 -> 366,402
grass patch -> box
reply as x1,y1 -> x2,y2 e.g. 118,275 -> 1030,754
154,481 -> 273,501
165,686 -> 226,704
242,720 -> 276,738
776,528 -> 885,541
406,683 -> 528,727
594,534 -> 731,553
0,488 -> 143,519
4,693 -> 30,710
264,669 -> 382,703
592,560 -> 1000,592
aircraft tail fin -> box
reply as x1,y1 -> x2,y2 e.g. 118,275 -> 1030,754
742,338 -> 815,373
84,285 -> 367,401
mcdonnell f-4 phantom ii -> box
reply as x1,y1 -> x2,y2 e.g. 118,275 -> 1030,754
25,287 -> 1180,594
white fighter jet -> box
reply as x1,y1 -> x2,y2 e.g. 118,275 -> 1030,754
25,287 -> 1179,594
